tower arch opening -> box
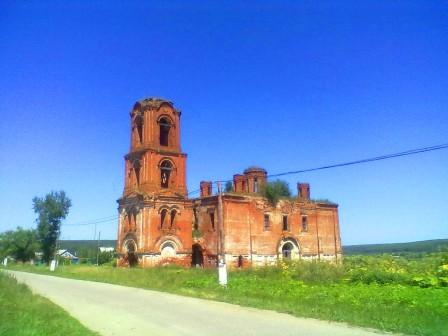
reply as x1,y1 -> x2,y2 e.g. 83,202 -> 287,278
159,117 -> 171,146
134,114 -> 143,144
160,160 -> 173,188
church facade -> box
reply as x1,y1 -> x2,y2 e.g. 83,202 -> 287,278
116,98 -> 342,267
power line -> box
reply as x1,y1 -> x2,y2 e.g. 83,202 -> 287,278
63,216 -> 118,226
188,188 -> 200,195
212,142 -> 448,183
266,143 -> 448,179
61,142 -> 447,226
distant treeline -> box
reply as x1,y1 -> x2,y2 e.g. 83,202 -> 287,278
343,239 -> 448,255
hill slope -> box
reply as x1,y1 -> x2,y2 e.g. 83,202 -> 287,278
343,239 -> 448,255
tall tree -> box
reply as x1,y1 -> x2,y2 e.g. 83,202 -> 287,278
0,227 -> 38,262
33,191 -> 71,263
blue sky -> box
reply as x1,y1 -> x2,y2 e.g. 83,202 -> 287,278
0,1 -> 447,245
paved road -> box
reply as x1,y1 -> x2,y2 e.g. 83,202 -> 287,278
8,271 -> 389,336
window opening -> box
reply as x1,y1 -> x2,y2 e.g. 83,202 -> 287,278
193,208 -> 198,230
302,216 -> 308,232
159,117 -> 171,146
135,116 -> 143,144
160,209 -> 168,229
263,214 -> 270,231
282,215 -> 289,231
133,160 -> 141,186
170,209 -> 176,228
160,160 -> 172,188
210,212 -> 215,230
254,177 -> 259,193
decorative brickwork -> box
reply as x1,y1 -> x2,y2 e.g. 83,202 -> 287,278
117,98 -> 342,267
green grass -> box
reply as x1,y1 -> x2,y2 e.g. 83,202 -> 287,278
5,254 -> 448,336
0,271 -> 98,336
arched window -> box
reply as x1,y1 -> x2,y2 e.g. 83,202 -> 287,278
160,209 -> 168,229
133,160 -> 141,186
170,209 -> 177,228
254,177 -> 259,193
160,160 -> 173,188
135,115 -> 143,144
159,117 -> 171,146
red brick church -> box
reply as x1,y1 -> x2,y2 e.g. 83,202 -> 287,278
116,98 -> 342,267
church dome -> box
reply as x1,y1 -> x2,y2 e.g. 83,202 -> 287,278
244,166 -> 267,175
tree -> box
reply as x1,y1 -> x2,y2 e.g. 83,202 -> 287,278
0,227 -> 38,262
260,179 -> 291,206
33,191 -> 71,263
224,181 -> 233,192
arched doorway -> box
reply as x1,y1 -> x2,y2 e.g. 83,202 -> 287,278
160,241 -> 177,258
278,237 -> 300,260
125,239 -> 138,267
191,244 -> 203,267
282,242 -> 294,259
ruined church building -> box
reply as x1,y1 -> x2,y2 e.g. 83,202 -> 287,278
116,98 -> 342,267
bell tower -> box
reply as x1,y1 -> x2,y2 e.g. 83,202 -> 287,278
117,98 -> 192,267
123,98 -> 187,197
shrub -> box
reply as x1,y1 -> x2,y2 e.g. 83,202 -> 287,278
260,180 -> 291,205
98,251 -> 114,265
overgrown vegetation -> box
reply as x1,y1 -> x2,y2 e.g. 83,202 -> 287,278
6,252 -> 448,336
0,271 -> 98,336
224,181 -> 233,192
259,179 -> 292,205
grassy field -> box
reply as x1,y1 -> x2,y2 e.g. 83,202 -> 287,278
5,253 -> 448,336
0,271 -> 98,336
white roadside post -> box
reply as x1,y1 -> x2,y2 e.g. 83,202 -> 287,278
218,258 -> 227,285
3,257 -> 7,267
50,259 -> 56,272
217,182 -> 228,286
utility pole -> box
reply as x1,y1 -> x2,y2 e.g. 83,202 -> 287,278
96,231 -> 101,266
217,182 -> 227,285
316,211 -> 321,261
